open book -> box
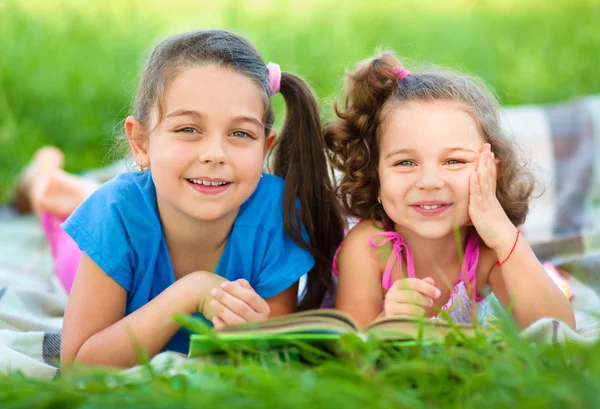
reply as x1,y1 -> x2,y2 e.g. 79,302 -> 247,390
188,309 -> 482,357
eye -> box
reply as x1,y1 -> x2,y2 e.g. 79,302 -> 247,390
231,130 -> 255,139
175,127 -> 198,134
394,160 -> 415,167
446,159 -> 465,165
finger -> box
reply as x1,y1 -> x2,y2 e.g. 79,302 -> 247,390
477,147 -> 486,174
211,288 -> 262,321
235,279 -> 252,289
470,171 -> 483,207
385,302 -> 427,317
219,281 -> 269,315
386,289 -> 433,308
212,315 -> 226,329
479,153 -> 490,202
210,299 -> 246,325
393,278 -> 441,299
490,151 -> 497,193
422,277 -> 435,286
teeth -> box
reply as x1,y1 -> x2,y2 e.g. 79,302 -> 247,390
420,204 -> 441,210
189,179 -> 227,186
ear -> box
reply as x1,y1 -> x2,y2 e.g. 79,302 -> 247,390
264,130 -> 277,155
125,116 -> 150,168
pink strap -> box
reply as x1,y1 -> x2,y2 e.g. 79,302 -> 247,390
461,233 -> 483,302
369,230 -> 481,299
332,229 -> 482,301
368,231 -> 415,290
332,244 -> 342,277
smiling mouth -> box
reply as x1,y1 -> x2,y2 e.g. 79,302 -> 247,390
418,204 -> 445,210
187,178 -> 230,186
410,203 -> 452,216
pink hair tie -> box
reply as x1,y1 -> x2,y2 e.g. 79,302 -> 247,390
266,62 -> 281,96
392,64 -> 410,81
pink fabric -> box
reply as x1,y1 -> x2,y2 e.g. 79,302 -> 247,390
332,229 -> 484,302
40,211 -> 81,294
266,62 -> 281,96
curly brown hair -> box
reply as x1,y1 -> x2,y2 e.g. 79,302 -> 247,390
325,51 -> 535,229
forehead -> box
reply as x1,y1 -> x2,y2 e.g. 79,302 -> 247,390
380,101 -> 484,153
162,65 -> 266,121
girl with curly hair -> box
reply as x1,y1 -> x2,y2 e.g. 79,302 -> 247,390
325,52 -> 574,329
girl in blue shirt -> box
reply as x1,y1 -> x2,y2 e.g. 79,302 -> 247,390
53,29 -> 344,369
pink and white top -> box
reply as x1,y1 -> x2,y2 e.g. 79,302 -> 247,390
332,229 -> 497,324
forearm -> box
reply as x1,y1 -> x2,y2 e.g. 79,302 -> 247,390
72,271 -> 226,369
493,238 -> 575,329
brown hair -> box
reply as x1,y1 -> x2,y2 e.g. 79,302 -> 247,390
325,51 -> 535,229
130,30 -> 345,309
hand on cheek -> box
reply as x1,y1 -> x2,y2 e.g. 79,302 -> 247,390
210,279 -> 270,328
468,143 -> 517,252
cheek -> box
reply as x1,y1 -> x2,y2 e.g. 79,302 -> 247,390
230,146 -> 265,175
379,171 -> 411,199
149,138 -> 189,166
447,172 -> 471,199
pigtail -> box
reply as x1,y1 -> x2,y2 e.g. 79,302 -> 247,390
325,52 -> 402,225
270,72 -> 345,310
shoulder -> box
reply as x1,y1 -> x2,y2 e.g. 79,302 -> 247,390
63,171 -> 161,239
93,171 -> 155,205
338,220 -> 384,271
235,174 -> 286,231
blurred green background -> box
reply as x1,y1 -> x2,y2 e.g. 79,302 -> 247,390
0,0 -> 598,203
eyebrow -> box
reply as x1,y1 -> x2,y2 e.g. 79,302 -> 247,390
165,109 -> 203,119
164,110 -> 264,129
230,115 -> 264,130
384,146 -> 478,160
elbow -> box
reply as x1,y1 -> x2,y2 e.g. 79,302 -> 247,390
60,339 -> 96,371
560,305 -> 576,330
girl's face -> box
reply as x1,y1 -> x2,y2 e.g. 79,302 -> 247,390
128,65 -> 275,225
378,101 -> 484,239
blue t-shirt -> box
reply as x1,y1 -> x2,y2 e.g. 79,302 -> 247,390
62,172 -> 314,354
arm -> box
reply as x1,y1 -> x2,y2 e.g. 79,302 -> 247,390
267,281 -> 299,317
334,223 -> 386,327
61,253 -> 226,370
488,231 -> 575,329
469,144 -> 575,330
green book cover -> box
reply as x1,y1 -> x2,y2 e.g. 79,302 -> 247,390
188,309 -> 482,358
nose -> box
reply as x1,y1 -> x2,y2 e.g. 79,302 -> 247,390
198,134 -> 227,165
415,166 -> 445,190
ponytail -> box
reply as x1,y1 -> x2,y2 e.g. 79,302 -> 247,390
270,72 -> 345,310
325,52 -> 402,226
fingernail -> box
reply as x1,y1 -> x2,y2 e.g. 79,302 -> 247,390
211,289 -> 218,296
210,299 -> 218,307
435,290 -> 441,298
220,282 -> 228,289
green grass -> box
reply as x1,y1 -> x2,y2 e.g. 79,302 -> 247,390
0,0 -> 599,202
1,322 -> 600,408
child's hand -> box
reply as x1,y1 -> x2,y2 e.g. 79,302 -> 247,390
209,279 -> 270,328
469,143 -> 518,253
384,277 -> 441,318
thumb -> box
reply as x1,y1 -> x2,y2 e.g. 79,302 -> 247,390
423,277 -> 435,286
235,279 -> 253,289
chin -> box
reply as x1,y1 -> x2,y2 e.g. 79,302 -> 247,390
193,208 -> 235,222
408,224 -> 456,240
